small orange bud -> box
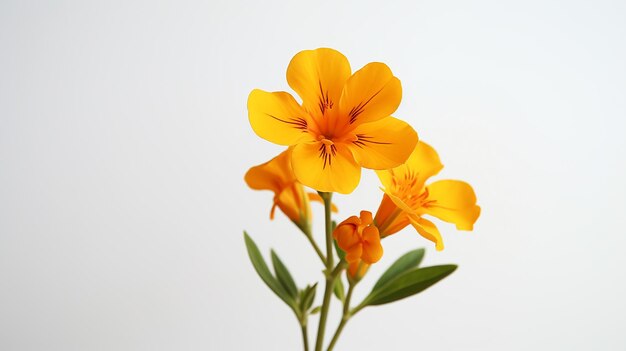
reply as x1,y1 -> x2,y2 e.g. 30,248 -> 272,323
333,211 -> 383,272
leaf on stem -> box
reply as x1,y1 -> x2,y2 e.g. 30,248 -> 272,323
363,265 -> 457,306
243,232 -> 295,307
333,276 -> 345,301
372,248 -> 425,291
271,250 -> 298,299
300,283 -> 318,311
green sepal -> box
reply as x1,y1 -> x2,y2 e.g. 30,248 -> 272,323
372,248 -> 425,291
333,276 -> 345,301
243,232 -> 294,308
270,250 -> 298,299
363,265 -> 457,306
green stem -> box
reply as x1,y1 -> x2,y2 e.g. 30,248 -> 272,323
350,302 -> 366,316
330,260 -> 347,277
304,230 -> 326,265
315,192 -> 334,351
327,283 -> 355,351
315,277 -> 333,351
301,324 -> 309,351
322,193 -> 334,269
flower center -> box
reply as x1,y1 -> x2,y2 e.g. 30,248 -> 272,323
317,136 -> 337,169
319,137 -> 334,146
390,171 -> 429,209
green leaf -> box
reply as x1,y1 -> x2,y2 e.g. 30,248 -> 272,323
310,306 -> 321,314
364,265 -> 457,306
270,250 -> 298,299
243,232 -> 294,307
300,283 -> 317,311
373,248 -> 425,291
333,276 -> 345,301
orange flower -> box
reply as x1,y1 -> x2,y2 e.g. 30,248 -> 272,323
248,48 -> 418,194
245,149 -> 335,232
375,141 -> 480,250
333,211 -> 383,277
374,194 -> 411,237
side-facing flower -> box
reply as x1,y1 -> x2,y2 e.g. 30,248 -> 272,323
248,48 -> 418,194
375,141 -> 481,250
245,149 -> 335,232
333,210 -> 382,278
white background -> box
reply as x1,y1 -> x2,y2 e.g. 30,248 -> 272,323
2,0 -> 625,350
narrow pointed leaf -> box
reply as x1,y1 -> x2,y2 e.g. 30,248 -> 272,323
270,250 -> 298,298
310,306 -> 321,314
300,283 -> 318,311
305,285 -> 317,310
364,265 -> 457,306
333,276 -> 345,301
373,248 -> 425,291
243,232 -> 294,307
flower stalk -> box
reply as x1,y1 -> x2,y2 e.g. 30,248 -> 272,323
321,192 -> 334,269
303,227 -> 326,265
301,324 -> 310,351
327,281 -> 356,351
315,191 -> 336,351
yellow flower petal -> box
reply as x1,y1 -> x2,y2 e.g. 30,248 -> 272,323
406,141 -> 444,186
382,188 -> 416,214
409,216 -> 444,251
349,116 -> 418,170
423,180 -> 481,230
377,141 -> 443,190
375,169 -> 394,191
244,149 -> 293,194
291,142 -> 361,194
339,62 -> 402,126
248,89 -> 313,146
286,48 -> 351,118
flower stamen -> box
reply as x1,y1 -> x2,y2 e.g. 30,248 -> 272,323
317,137 -> 337,169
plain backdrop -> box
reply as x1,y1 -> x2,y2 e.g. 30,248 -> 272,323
1,0 -> 625,350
